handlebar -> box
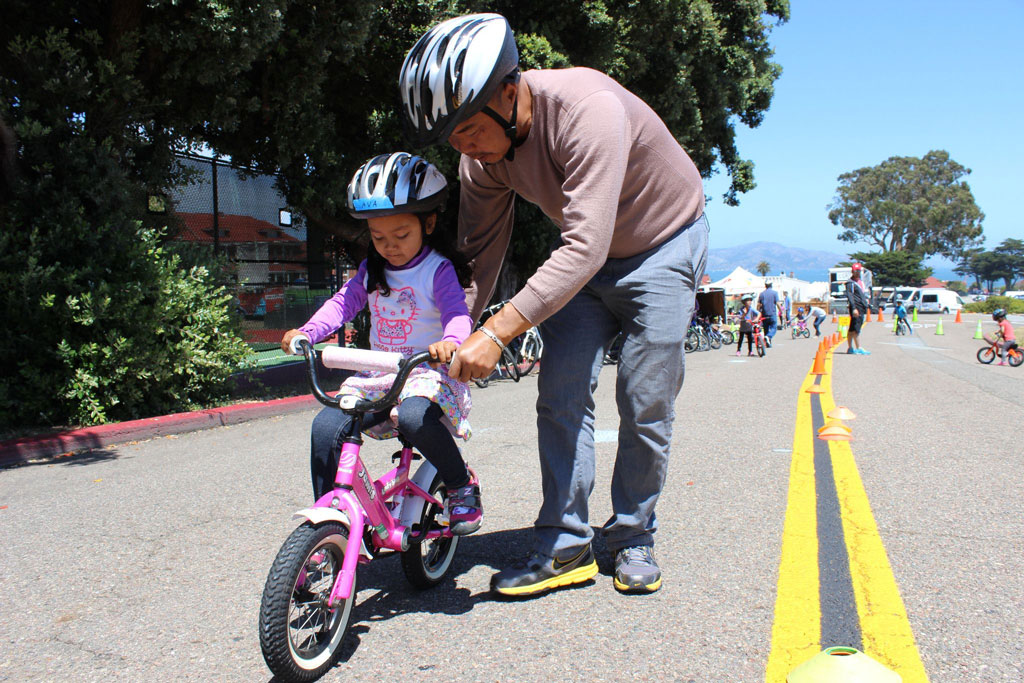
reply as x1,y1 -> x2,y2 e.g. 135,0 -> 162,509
296,338 -> 435,414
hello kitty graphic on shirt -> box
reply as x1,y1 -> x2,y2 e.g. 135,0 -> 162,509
371,287 -> 418,347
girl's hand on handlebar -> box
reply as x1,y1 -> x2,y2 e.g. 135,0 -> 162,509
281,329 -> 305,354
428,340 -> 459,367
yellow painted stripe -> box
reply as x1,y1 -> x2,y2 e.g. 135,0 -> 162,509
765,369 -> 821,682
767,348 -> 928,682
819,357 -> 929,681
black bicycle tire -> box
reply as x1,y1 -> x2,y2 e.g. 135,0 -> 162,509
400,469 -> 460,588
259,522 -> 354,682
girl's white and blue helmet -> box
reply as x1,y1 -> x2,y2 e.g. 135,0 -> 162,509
346,153 -> 448,218
399,13 -> 519,147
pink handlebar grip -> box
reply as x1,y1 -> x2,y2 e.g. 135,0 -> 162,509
320,347 -> 404,373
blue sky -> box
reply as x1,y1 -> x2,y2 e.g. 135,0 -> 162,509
702,0 -> 1024,268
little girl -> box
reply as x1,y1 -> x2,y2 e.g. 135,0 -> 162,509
282,153 -> 482,535
735,294 -> 758,356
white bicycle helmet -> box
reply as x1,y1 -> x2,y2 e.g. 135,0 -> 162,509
399,13 -> 520,148
346,153 -> 448,218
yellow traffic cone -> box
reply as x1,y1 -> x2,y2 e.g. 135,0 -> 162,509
973,320 -> 984,340
912,307 -> 918,322
935,317 -> 944,335
787,647 -> 901,682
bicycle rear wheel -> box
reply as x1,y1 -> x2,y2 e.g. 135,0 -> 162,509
401,468 -> 460,588
976,347 -> 995,364
1009,349 -> 1023,367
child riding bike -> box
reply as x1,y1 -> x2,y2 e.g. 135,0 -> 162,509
281,153 -> 482,536
894,297 -> 910,335
990,308 -> 1017,366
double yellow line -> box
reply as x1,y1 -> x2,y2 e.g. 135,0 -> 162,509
765,350 -> 929,682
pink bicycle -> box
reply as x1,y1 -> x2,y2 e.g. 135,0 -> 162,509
259,339 -> 468,681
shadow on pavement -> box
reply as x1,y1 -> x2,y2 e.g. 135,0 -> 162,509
1,445 -> 124,470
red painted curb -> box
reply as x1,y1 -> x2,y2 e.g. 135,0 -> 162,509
0,393 -> 326,466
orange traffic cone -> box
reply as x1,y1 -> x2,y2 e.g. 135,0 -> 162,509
811,347 -> 827,375
831,311 -> 838,323
806,384 -> 825,394
955,308 -> 962,324
832,332 -> 840,346
876,308 -> 884,322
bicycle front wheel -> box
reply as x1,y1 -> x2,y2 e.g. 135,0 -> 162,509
756,335 -> 765,357
259,522 -> 354,682
976,347 -> 995,364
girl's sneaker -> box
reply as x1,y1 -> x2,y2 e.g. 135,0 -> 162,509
445,482 -> 483,536
735,351 -> 741,356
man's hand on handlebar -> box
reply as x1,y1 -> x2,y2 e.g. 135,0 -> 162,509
427,340 -> 459,367
448,332 -> 502,383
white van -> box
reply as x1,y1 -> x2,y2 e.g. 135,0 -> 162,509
886,287 -> 918,311
913,288 -> 964,314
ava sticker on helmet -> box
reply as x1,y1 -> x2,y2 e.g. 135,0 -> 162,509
353,197 -> 395,211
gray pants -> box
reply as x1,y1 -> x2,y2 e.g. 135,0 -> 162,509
534,214 -> 709,556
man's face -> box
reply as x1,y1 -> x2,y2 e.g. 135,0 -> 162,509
447,83 -> 515,164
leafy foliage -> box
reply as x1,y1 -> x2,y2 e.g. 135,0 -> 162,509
828,151 -> 985,261
958,240 -> 1024,292
0,20 -> 251,428
756,261 -> 771,276
963,296 -> 1024,315
1,1 -> 789,426
848,250 -> 932,287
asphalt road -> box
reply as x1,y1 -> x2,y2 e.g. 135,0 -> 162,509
1,314 -> 1021,682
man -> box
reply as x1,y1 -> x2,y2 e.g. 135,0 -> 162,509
782,291 -> 791,327
757,281 -> 779,347
845,263 -> 871,354
808,304 -> 827,336
399,13 -> 709,596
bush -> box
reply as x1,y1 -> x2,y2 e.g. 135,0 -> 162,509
0,55 -> 252,428
963,296 -> 1024,314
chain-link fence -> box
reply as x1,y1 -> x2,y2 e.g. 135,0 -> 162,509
166,153 -> 356,352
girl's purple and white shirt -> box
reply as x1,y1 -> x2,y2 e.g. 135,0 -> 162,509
298,246 -> 473,440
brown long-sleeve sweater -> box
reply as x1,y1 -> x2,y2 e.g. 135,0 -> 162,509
458,67 -> 705,324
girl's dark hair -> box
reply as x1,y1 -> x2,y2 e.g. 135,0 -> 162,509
365,211 -> 473,296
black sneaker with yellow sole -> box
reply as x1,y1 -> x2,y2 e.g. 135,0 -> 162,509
490,545 -> 599,597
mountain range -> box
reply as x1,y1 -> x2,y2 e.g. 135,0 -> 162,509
706,241 -> 845,273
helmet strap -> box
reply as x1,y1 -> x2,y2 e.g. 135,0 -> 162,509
482,92 -> 524,161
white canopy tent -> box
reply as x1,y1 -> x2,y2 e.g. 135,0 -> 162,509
708,266 -> 762,295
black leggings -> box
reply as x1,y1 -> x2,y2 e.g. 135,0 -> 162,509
309,396 -> 469,500
737,330 -> 754,352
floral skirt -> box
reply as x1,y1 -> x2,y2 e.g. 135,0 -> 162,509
337,364 -> 471,441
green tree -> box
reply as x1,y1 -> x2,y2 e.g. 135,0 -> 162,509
1,1 -> 790,425
848,250 -> 932,287
945,280 -> 967,295
954,246 -> 985,290
827,151 -> 985,262
994,238 -> 1024,288
971,251 -> 1014,293
756,260 -> 771,276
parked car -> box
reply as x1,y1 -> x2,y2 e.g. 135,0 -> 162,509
914,288 -> 964,314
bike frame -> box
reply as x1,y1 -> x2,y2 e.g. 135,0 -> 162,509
308,430 -> 445,606
290,341 -> 453,607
